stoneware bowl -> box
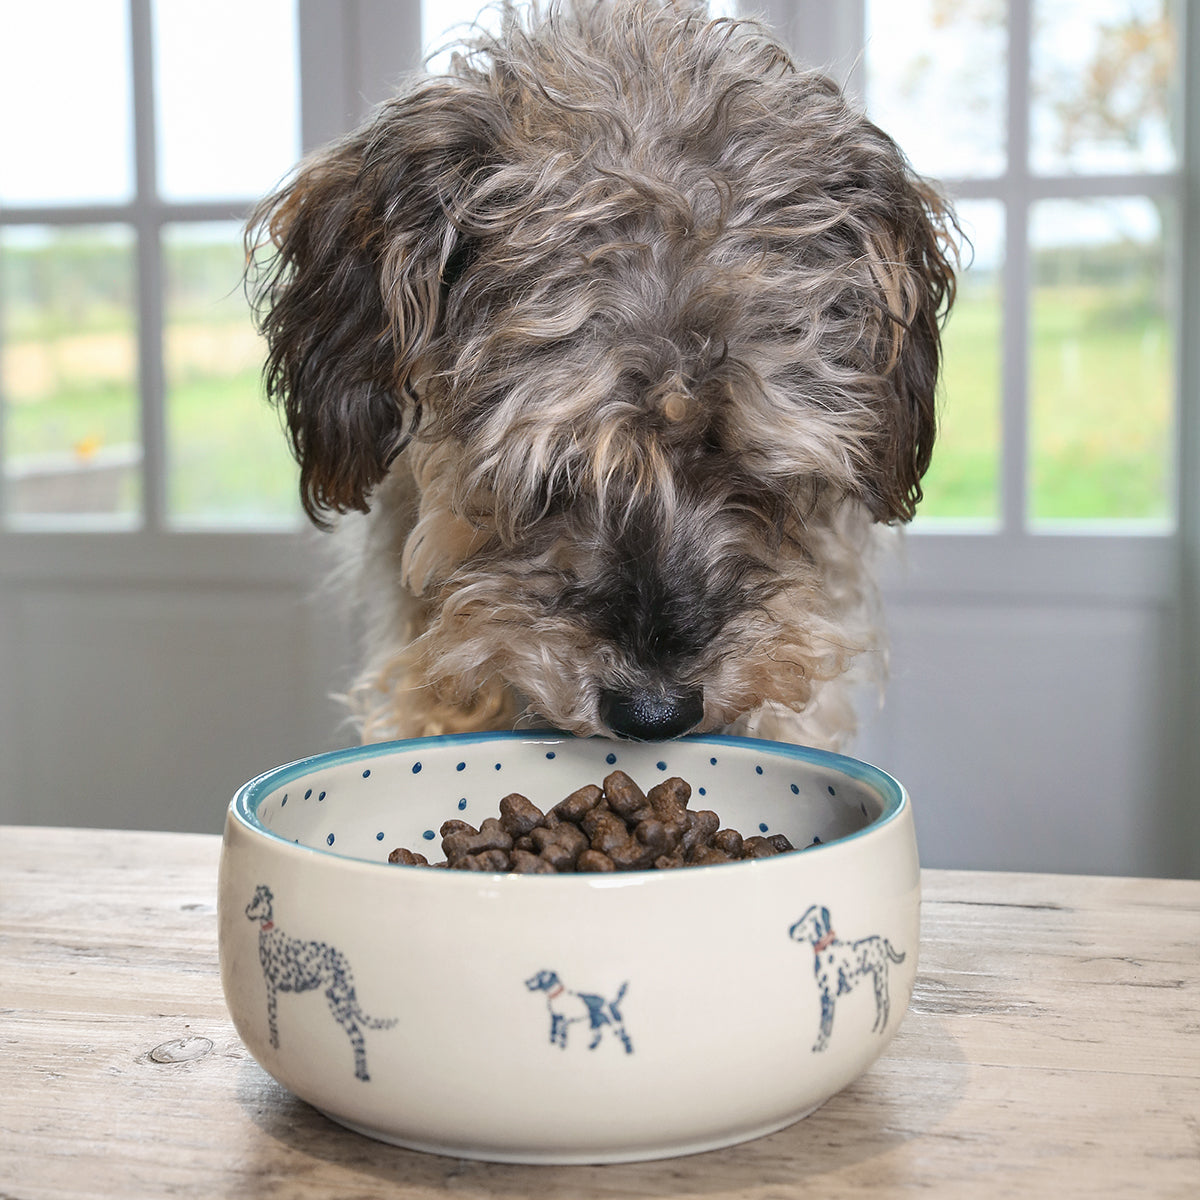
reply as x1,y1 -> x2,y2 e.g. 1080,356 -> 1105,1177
218,732 -> 919,1164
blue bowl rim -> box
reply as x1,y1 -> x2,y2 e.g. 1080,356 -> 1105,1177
230,731 -> 910,870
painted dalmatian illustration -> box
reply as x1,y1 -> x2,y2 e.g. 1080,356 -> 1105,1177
525,969 -> 634,1055
245,884 -> 397,1080
789,904 -> 906,1052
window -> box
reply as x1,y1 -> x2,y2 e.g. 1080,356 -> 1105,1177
865,0 -> 1183,530
0,0 -> 301,528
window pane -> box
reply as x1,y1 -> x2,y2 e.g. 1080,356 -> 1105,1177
865,0 -> 1006,181
1031,0 -> 1179,175
1029,197 -> 1173,522
153,0 -> 300,202
0,0 -> 134,206
163,224 -> 298,524
918,201 -> 1005,521
2,226 -> 140,520
422,0 -> 503,68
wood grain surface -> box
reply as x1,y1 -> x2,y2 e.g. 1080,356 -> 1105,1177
2,825 -> 1197,1199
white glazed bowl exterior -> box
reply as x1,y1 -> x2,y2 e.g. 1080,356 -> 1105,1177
218,733 -> 919,1164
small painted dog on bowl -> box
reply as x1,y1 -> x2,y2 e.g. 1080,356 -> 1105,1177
247,0 -> 956,750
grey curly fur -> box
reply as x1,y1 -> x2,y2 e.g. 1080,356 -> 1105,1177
247,0 -> 957,748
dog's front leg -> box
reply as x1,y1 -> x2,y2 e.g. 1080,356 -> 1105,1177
814,992 -> 835,1052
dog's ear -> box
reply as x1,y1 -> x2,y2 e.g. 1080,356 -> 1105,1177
857,179 -> 958,525
246,81 -> 489,526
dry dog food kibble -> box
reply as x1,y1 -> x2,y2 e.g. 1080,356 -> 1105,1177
387,770 -> 796,873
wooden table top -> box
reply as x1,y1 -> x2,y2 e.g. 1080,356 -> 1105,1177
2,825 -> 1198,1199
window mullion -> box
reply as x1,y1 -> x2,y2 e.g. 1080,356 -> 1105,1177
1002,0 -> 1033,538
1178,0 -> 1200,873
299,0 -> 422,152
129,0 -> 165,532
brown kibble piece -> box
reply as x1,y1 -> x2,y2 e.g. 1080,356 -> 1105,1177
768,833 -> 796,853
510,849 -> 555,874
538,841 -> 575,872
583,810 -> 632,856
450,848 -> 511,871
529,822 -> 587,871
439,819 -> 474,838
551,783 -> 604,823
479,817 -> 510,841
689,845 -> 734,866
531,822 -> 587,854
647,776 -> 691,815
534,823 -> 588,871
443,816 -> 513,860
741,836 -> 779,859
681,809 -> 720,855
658,813 -> 688,847
499,792 -> 545,837
712,828 -> 744,857
607,837 -> 654,871
633,818 -> 671,857
387,847 -> 429,866
603,770 -> 649,818
576,849 -> 616,872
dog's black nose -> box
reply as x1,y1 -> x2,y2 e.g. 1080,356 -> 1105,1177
598,687 -> 704,740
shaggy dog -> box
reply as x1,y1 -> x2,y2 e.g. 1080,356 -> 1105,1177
247,0 -> 956,749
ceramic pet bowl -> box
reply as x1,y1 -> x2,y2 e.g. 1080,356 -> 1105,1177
218,732 -> 919,1164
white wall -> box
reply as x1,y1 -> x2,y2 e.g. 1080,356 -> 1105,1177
860,593 -> 1181,876
0,534 -> 355,836
854,533 -> 1193,878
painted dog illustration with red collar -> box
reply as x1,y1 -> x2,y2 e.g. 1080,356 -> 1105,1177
789,904 -> 906,1052
525,969 -> 633,1054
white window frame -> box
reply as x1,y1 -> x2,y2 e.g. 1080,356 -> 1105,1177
0,0 -> 285,534
0,1 -> 426,584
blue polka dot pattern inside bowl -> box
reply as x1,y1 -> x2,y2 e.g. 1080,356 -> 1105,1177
236,733 -> 907,871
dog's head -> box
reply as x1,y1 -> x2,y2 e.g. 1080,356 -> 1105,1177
789,904 -> 831,945
245,884 -> 274,923
248,1 -> 956,741
525,968 -> 561,993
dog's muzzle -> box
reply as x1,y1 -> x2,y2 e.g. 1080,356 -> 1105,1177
598,686 -> 704,741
